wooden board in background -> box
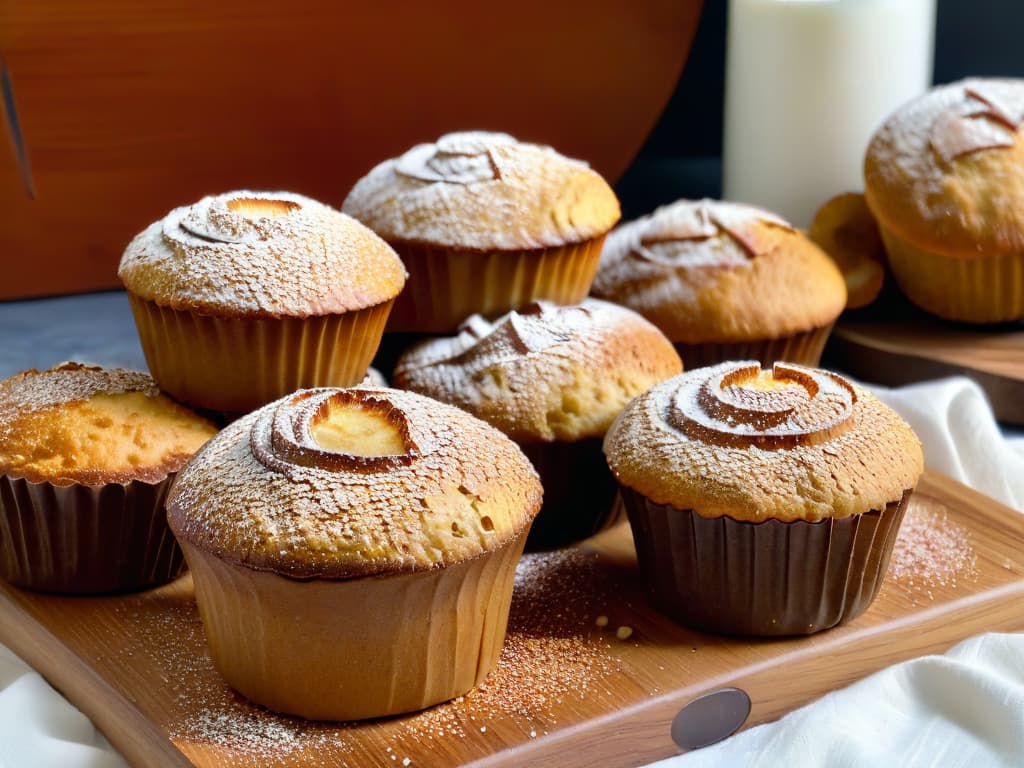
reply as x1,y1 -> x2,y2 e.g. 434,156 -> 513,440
0,471 -> 1022,768
827,288 -> 1024,425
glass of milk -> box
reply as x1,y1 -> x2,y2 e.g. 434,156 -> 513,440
722,0 -> 936,227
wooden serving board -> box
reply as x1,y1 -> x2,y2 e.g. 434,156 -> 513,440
0,471 -> 1022,768
827,289 -> 1024,425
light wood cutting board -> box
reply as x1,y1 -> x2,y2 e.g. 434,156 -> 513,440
0,471 -> 1021,767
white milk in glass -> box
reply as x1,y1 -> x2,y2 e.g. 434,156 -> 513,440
722,0 -> 936,227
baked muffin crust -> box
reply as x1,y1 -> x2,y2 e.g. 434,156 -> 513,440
167,387 -> 542,579
592,199 -> 847,343
865,78 -> 1024,257
0,362 -> 217,486
342,131 -> 621,251
604,361 -> 922,522
119,190 -> 406,318
393,299 -> 681,443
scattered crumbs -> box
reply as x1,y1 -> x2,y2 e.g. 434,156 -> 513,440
118,549 -> 624,763
615,626 -> 633,641
595,615 -> 609,628
887,498 -> 978,596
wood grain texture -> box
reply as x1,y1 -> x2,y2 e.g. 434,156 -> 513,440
0,471 -> 1021,768
828,288 -> 1024,425
0,0 -> 704,300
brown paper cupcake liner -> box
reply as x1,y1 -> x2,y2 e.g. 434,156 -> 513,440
620,487 -> 912,636
181,530 -> 527,721
0,474 -> 184,594
128,294 -> 393,415
385,236 -> 607,333
672,323 -> 834,370
520,437 -> 621,551
881,225 -> 1024,323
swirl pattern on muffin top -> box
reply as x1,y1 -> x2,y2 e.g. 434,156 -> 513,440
603,362 -> 922,522
167,387 -> 542,578
118,190 -> 406,318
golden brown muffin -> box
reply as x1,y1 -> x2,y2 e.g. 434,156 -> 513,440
592,199 -> 847,368
864,78 -> 1024,322
393,299 -> 682,548
604,361 -> 922,635
0,362 -> 217,593
167,386 -> 541,720
342,131 -> 621,332
118,190 -> 407,414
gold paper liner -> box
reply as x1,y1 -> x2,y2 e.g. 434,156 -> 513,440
384,236 -> 607,333
180,530 -> 528,721
519,438 -> 621,551
619,487 -> 912,636
128,294 -> 394,414
672,324 -> 833,370
881,225 -> 1024,323
0,474 -> 184,594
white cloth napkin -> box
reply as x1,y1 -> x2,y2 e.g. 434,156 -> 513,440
0,377 -> 1021,768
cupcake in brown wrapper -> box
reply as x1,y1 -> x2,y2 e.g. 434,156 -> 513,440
393,300 -> 682,550
0,363 -> 217,594
592,199 -> 846,368
118,190 -> 407,414
620,489 -> 911,636
604,361 -> 923,636
343,131 -> 620,333
167,387 -> 542,720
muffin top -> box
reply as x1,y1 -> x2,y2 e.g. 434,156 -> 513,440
342,131 -> 621,251
0,362 -> 218,486
393,299 -> 682,443
118,190 -> 407,318
865,78 -> 1024,257
591,199 -> 847,343
167,387 -> 542,579
604,361 -> 922,522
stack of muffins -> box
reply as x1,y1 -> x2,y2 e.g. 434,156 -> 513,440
0,115 -> 939,723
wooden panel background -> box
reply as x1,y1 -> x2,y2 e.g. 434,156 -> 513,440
0,1 -> 704,300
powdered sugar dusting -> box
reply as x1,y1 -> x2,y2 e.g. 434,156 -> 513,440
137,549 -> 621,764
0,362 -> 157,432
342,132 -> 619,250
118,190 -> 405,317
887,497 -> 978,598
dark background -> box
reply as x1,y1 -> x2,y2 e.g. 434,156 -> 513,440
618,0 -> 1024,218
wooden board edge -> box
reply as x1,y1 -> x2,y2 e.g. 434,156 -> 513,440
829,328 -> 1024,425
468,580 -> 1024,768
0,588 -> 193,768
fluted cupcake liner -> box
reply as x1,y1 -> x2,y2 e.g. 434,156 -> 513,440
672,323 -> 833,370
0,474 -> 184,594
181,530 -> 527,721
128,294 -> 394,415
881,226 -> 1024,323
620,488 -> 912,636
385,237 -> 607,333
520,437 -> 621,551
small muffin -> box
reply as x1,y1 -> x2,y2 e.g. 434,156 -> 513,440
118,190 -> 407,414
592,199 -> 847,368
167,386 -> 541,721
343,131 -> 621,333
864,78 -> 1024,322
393,299 -> 682,549
0,363 -> 217,594
604,361 -> 922,636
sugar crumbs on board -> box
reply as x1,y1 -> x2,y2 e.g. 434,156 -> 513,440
887,497 -> 978,598
385,549 -> 623,753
